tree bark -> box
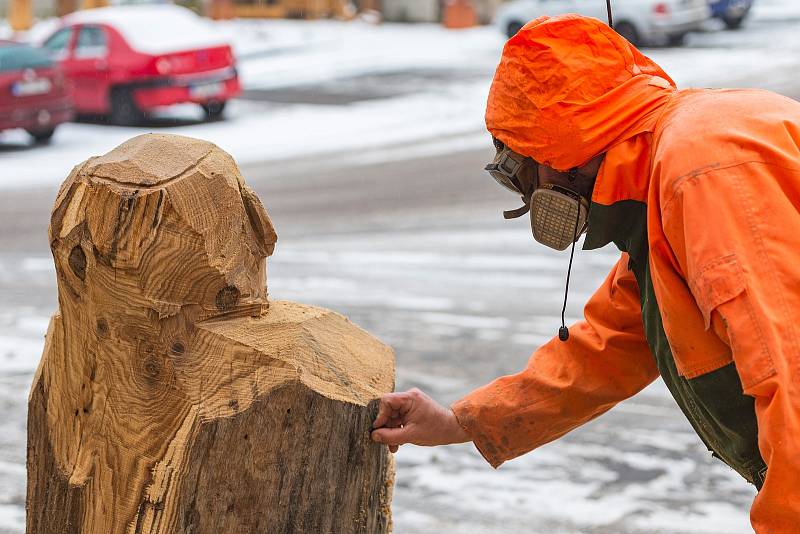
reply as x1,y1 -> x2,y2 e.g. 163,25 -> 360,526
27,133 -> 395,533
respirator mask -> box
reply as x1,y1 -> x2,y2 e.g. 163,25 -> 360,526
485,138 -> 589,251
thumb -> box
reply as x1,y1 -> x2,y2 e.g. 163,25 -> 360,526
371,425 -> 412,446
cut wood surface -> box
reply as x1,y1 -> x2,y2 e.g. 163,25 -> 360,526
27,133 -> 395,533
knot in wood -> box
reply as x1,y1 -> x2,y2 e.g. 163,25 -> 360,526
142,354 -> 162,379
95,318 -> 109,338
215,286 -> 240,311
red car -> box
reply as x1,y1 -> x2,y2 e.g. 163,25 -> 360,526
41,5 -> 241,125
0,40 -> 73,143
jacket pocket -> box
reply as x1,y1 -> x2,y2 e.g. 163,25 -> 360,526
690,254 -> 776,391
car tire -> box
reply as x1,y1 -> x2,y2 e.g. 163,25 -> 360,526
668,33 -> 686,46
614,21 -> 640,47
202,100 -> 226,121
27,127 -> 56,145
723,14 -> 746,29
110,88 -> 143,126
506,21 -> 524,38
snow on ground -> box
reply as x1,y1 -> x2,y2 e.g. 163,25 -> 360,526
223,17 -> 502,88
0,88 -> 490,189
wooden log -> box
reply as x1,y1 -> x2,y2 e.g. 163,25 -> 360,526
26,133 -> 395,534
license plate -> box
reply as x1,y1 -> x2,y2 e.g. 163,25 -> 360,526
190,81 -> 224,99
12,78 -> 52,97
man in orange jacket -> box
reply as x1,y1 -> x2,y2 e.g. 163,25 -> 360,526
371,14 -> 800,532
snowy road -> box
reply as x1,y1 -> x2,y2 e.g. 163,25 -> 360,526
2,2 -> 800,532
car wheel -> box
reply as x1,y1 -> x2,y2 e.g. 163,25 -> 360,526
27,127 -> 56,145
668,33 -> 686,46
506,21 -> 524,38
110,88 -> 143,126
723,14 -> 746,29
202,100 -> 226,121
614,21 -> 640,47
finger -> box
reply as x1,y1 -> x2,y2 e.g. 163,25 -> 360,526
389,445 -> 399,453
371,426 -> 411,447
372,400 -> 391,429
384,415 -> 403,428
372,393 -> 412,429
372,395 -> 403,428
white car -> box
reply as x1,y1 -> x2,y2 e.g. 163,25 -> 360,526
495,0 -> 711,46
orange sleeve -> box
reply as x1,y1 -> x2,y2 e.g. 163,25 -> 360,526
661,161 -> 800,531
451,253 -> 659,468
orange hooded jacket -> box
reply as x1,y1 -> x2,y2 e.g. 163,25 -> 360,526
451,14 -> 800,532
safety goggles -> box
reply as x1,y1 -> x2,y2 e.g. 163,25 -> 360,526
484,137 -> 537,196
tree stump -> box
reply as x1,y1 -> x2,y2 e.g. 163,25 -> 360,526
26,133 -> 395,534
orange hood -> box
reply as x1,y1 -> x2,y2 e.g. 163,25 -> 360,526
486,15 -> 676,170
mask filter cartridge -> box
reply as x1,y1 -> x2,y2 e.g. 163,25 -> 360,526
529,186 -> 589,251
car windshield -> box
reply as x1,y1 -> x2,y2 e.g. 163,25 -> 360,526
0,45 -> 53,72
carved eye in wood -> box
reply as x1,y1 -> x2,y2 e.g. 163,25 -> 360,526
68,245 -> 87,281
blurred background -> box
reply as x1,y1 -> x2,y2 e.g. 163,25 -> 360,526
0,0 -> 798,532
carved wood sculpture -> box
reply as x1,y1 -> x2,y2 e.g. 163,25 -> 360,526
26,133 -> 395,533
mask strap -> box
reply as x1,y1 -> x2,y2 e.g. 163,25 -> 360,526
503,202 -> 530,219
558,200 -> 582,342
503,189 -> 533,219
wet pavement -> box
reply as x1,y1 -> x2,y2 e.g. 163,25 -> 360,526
240,68 -> 489,105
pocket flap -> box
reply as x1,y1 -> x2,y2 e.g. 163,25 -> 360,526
690,254 -> 746,330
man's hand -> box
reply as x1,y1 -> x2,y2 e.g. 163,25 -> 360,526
370,388 -> 470,453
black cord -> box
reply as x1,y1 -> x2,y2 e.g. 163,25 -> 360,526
606,0 -> 613,27
558,204 -> 582,342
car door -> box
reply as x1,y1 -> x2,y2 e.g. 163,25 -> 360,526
70,25 -> 111,113
42,27 -> 80,107
42,27 -> 74,64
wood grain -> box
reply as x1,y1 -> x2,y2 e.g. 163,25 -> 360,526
27,133 -> 395,533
